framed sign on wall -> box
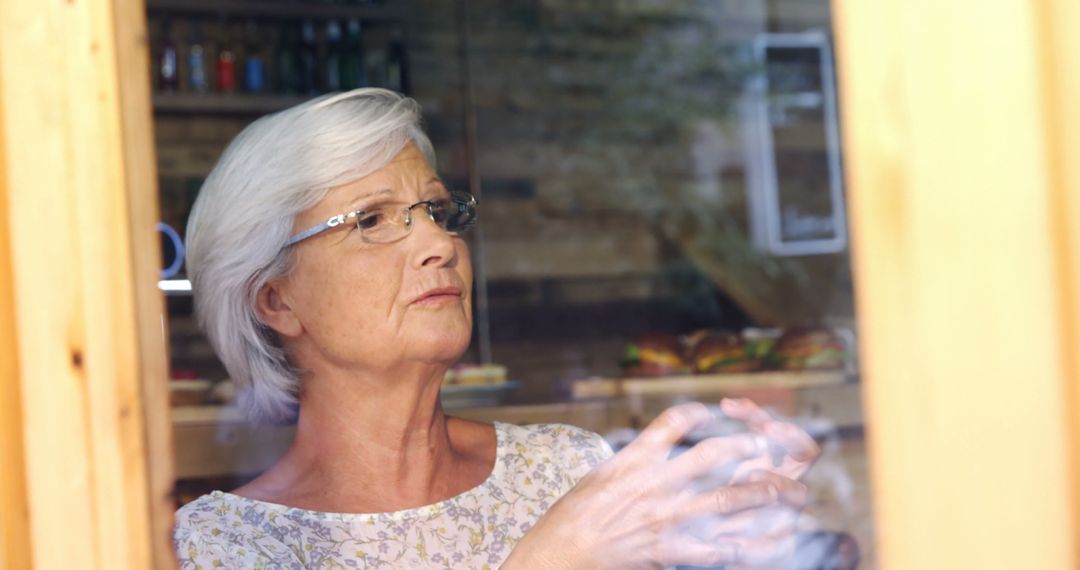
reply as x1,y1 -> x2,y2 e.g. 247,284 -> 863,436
744,31 -> 847,256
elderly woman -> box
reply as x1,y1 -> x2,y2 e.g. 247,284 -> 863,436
174,88 -> 818,569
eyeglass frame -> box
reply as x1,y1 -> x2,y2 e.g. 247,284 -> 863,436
284,189 -> 478,247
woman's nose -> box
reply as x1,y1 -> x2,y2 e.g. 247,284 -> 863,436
409,210 -> 457,268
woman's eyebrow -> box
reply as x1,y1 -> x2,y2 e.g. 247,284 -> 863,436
346,188 -> 394,209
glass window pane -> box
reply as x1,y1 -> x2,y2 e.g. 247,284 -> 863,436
153,1 -> 871,568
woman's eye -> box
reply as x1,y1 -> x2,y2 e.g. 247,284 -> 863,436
356,210 -> 385,230
430,203 -> 449,224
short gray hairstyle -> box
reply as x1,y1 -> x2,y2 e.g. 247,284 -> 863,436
185,88 -> 436,423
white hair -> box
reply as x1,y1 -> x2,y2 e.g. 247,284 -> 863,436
185,88 -> 436,423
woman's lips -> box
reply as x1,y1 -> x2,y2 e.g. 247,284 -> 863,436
410,287 -> 463,306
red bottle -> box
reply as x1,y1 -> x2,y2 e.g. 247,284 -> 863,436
217,48 -> 236,93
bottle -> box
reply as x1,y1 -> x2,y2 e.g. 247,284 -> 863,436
342,18 -> 367,89
298,20 -> 319,95
158,18 -> 179,91
187,19 -> 209,93
324,20 -> 343,92
216,22 -> 238,93
242,19 -> 266,93
386,28 -> 409,94
275,21 -> 300,94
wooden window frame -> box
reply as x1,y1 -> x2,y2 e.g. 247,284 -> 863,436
0,0 -> 174,567
0,0 -> 1077,568
833,0 -> 1080,566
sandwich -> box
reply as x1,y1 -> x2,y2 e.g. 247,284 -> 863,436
621,333 -> 691,377
772,328 -> 847,370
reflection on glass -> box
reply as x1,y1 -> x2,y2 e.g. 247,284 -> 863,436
153,1 -> 871,568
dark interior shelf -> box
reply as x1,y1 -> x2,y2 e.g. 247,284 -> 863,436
153,93 -> 316,114
145,0 -> 406,21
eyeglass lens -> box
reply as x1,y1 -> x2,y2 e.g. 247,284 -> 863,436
353,194 -> 476,244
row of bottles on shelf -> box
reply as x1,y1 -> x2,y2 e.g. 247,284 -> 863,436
153,17 -> 408,97
249,0 -> 386,4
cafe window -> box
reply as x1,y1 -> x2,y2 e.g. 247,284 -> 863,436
3,0 -> 1077,566
152,0 -> 864,567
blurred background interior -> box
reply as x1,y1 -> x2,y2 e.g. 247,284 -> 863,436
151,1 -> 868,567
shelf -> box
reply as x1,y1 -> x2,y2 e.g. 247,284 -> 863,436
572,370 -> 850,399
172,405 -> 247,426
145,0 -> 406,22
172,382 -> 521,427
441,380 -> 520,408
171,384 -> 864,479
153,93 -> 315,115
171,398 -> 628,479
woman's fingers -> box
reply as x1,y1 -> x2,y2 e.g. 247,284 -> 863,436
689,504 -> 799,541
730,439 -> 816,483
729,532 -> 799,568
675,474 -> 807,523
722,398 -> 820,480
721,398 -> 773,429
624,402 -> 714,460
681,517 -> 800,569
762,420 -> 819,472
662,434 -> 766,489
723,399 -> 818,463
659,530 -> 799,568
658,538 -> 742,568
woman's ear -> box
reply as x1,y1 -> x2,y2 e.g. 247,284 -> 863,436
255,279 -> 303,338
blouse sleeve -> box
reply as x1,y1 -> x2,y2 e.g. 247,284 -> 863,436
174,505 -> 299,570
549,423 -> 615,486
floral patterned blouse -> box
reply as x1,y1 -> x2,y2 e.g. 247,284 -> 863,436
174,422 -> 613,569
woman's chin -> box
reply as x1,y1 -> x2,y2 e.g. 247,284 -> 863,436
411,332 -> 473,365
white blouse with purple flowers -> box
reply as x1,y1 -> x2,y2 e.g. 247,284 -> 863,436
173,422 -> 613,569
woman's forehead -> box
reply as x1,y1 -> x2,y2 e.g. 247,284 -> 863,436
324,148 -> 443,209
339,178 -> 445,209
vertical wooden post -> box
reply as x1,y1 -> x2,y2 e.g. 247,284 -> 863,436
112,0 -> 179,566
0,0 -> 174,568
0,71 -> 33,570
833,0 -> 1080,567
1039,3 -> 1080,560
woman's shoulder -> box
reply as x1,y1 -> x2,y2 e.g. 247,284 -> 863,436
174,491 -> 228,526
497,422 -> 614,479
174,492 -> 247,544
500,422 -> 612,451
174,492 -> 299,568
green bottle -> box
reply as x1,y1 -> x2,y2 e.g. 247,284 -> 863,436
342,18 -> 367,89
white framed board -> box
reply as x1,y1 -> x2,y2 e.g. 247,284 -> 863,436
744,31 -> 847,256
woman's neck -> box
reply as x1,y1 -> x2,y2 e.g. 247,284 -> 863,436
233,365 -> 494,513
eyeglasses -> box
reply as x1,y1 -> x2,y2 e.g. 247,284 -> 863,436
285,190 -> 478,247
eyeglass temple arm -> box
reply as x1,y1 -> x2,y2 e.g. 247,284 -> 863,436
285,211 -> 360,247
284,193 -> 474,247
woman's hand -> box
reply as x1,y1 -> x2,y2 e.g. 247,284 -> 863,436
721,398 -> 819,483
502,399 -> 819,570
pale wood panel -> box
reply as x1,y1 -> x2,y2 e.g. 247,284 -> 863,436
111,0 -> 178,566
0,62 -> 33,570
0,0 -> 159,568
832,0 -> 1079,568
2,2 -> 99,563
1040,0 -> 1080,545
